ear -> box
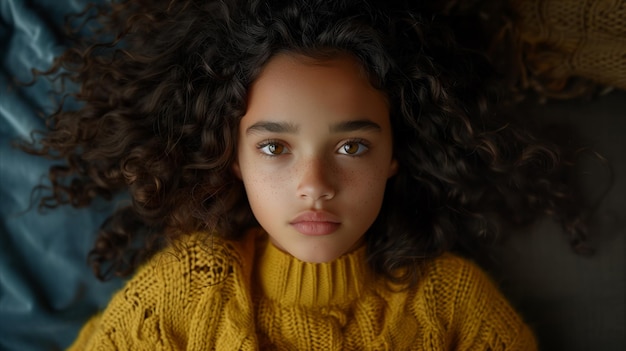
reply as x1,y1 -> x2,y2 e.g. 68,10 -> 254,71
388,158 -> 398,178
232,159 -> 242,180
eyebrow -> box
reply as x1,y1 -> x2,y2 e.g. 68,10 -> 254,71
329,120 -> 382,133
246,121 -> 299,135
246,119 -> 381,135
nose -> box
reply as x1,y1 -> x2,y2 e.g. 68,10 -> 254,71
296,156 -> 336,201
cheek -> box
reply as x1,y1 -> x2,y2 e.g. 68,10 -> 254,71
343,167 -> 388,212
242,167 -> 291,205
242,169 -> 294,230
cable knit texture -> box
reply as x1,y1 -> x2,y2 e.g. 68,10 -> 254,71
68,231 -> 537,350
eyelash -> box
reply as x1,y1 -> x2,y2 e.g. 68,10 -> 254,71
256,138 -> 370,157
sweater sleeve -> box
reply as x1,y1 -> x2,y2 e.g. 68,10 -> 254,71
431,254 -> 538,351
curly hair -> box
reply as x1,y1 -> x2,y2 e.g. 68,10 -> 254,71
24,0 -> 586,282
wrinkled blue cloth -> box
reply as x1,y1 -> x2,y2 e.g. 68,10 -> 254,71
1,1 -> 122,349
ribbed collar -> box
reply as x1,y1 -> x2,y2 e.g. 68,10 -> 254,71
254,238 -> 369,307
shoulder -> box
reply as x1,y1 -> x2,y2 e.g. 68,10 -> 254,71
412,253 -> 538,350
417,252 -> 512,316
69,230 -> 259,349
151,232 -> 245,284
104,232 -> 244,319
147,227 -> 262,279
422,252 -> 490,290
407,253 -> 494,313
108,232 -> 243,300
126,229 -> 260,302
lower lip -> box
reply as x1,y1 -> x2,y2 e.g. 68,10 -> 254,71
291,222 -> 340,236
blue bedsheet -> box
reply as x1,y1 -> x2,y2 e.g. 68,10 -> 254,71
1,1 -> 122,349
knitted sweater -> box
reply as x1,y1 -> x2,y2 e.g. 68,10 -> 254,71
68,230 -> 537,350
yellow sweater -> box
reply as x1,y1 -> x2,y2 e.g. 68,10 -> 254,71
68,230 -> 537,350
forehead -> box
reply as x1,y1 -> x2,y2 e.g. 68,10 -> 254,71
244,53 -> 388,122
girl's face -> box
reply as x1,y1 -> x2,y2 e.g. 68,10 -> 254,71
234,53 -> 397,263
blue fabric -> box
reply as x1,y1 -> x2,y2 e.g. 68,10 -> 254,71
1,1 -> 122,349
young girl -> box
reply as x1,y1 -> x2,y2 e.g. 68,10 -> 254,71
26,0 -> 586,349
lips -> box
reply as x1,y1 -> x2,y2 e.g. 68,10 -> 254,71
289,211 -> 341,236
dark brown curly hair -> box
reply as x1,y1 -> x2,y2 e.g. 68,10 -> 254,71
24,0 -> 587,282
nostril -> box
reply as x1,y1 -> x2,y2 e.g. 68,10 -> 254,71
295,158 -> 337,201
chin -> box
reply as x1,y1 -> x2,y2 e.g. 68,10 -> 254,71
270,234 -> 364,263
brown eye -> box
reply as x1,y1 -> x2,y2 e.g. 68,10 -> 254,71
339,141 -> 368,155
259,142 -> 287,156
268,143 -> 284,154
343,142 -> 359,154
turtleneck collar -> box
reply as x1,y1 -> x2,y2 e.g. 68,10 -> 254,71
254,237 -> 369,307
